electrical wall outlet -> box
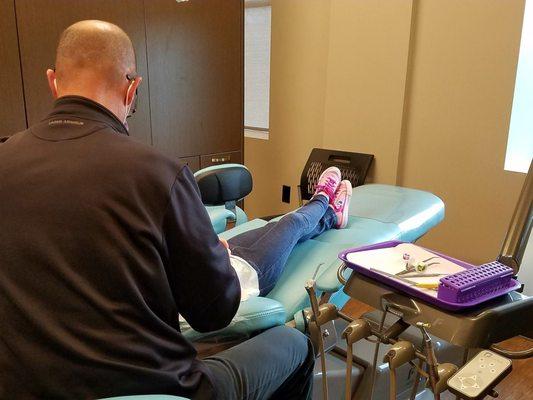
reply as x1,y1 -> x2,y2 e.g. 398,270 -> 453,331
282,185 -> 291,203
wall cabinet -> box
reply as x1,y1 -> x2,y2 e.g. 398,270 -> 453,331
200,151 -> 242,169
145,0 -> 243,158
2,0 -> 243,168
179,156 -> 200,173
0,0 -> 27,137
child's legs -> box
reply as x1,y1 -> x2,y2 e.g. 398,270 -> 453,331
297,206 -> 337,243
228,198 -> 336,250
230,196 -> 332,295
227,221 -> 277,249
228,197 -> 331,250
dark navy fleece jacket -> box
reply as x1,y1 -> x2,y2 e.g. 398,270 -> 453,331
0,96 -> 240,399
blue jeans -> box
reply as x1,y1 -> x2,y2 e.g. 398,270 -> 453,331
229,196 -> 336,295
203,325 -> 314,400
202,199 -> 332,399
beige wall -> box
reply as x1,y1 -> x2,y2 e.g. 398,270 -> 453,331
322,0 -> 413,184
245,0 -> 527,264
398,0 -> 526,262
245,0 -> 331,217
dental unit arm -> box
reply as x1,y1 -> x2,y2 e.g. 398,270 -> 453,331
305,285 -> 460,400
305,162 -> 533,400
307,274 -> 530,400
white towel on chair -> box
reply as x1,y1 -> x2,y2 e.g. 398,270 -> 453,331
229,255 -> 260,302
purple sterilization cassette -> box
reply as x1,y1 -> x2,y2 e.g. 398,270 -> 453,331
438,261 -> 517,304
339,241 -> 521,311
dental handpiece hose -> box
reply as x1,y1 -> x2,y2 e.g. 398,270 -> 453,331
389,367 -> 397,400
305,279 -> 329,400
425,339 -> 440,400
345,340 -> 353,400
420,325 -> 440,400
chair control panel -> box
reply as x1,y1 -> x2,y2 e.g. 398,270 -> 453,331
447,350 -> 512,399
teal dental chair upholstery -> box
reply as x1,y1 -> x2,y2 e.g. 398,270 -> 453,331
185,177 -> 445,341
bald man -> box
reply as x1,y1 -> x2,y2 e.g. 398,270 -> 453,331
0,20 -> 313,399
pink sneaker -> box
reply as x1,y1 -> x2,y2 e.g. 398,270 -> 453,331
313,167 -> 341,201
331,180 -> 352,229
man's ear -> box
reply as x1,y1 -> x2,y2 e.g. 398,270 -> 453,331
46,69 -> 58,99
125,76 -> 142,105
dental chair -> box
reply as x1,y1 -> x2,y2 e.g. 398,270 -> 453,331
191,158 -> 532,400
184,157 -> 450,399
99,152 -> 447,400
183,160 -> 445,340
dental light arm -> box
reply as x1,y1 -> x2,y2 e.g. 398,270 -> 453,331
492,161 -> 533,358
498,161 -> 532,274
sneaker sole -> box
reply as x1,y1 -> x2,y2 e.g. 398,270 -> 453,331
336,182 -> 353,229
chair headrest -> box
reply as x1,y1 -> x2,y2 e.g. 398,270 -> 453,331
194,163 -> 253,205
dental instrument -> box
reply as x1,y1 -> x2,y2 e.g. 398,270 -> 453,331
370,268 -> 440,290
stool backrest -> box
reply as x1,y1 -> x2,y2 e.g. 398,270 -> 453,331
300,148 -> 374,201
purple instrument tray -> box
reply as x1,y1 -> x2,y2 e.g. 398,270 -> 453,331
339,240 -> 521,311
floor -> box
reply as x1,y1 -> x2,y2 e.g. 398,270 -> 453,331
342,299 -> 533,400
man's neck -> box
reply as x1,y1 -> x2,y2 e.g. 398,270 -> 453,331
56,88 -> 122,122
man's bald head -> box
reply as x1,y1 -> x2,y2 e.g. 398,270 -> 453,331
46,20 -> 142,124
55,20 -> 136,89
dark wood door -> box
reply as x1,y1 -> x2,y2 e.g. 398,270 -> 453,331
14,0 -> 152,144
0,0 -> 27,137
145,0 -> 243,158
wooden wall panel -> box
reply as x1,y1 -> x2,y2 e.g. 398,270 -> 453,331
14,0 -> 152,144
0,0 -> 27,137
145,0 -> 243,158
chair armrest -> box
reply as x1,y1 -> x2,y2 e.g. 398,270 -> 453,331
205,206 -> 236,234
181,296 -> 286,342
234,206 -> 248,226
